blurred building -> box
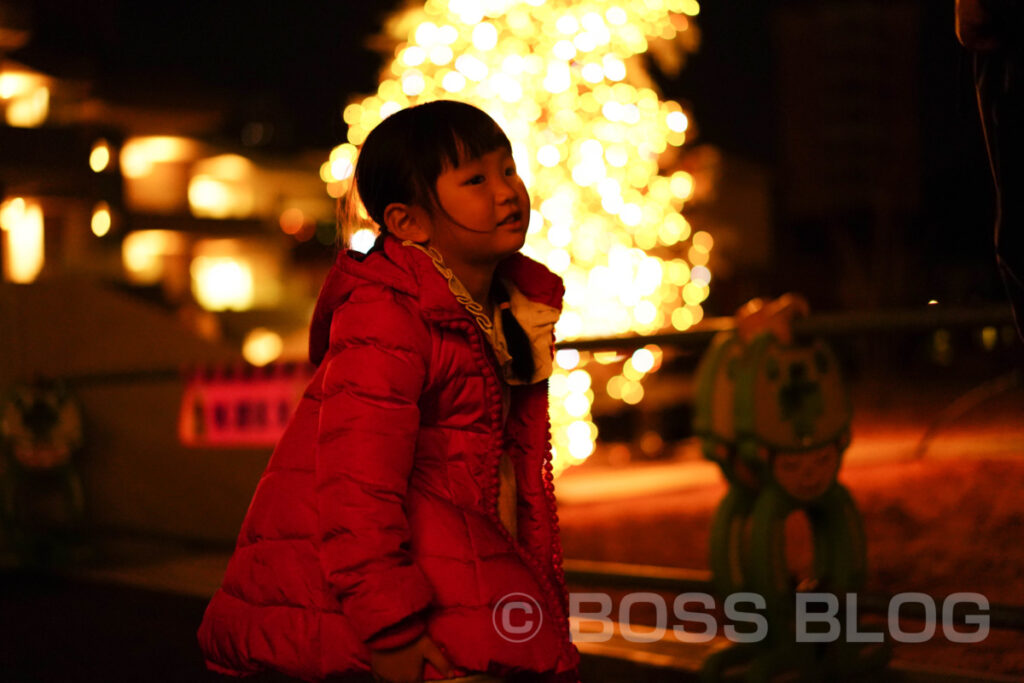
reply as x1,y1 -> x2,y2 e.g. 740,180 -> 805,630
772,0 -> 922,309
0,6 -> 341,543
0,8 -> 337,366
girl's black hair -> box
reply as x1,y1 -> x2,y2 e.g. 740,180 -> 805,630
492,281 -> 536,383
353,100 -> 534,384
354,100 -> 513,230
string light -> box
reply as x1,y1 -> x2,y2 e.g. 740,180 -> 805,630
91,202 -> 112,237
90,140 -> 112,173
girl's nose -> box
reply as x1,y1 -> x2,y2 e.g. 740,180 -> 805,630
494,176 -> 518,202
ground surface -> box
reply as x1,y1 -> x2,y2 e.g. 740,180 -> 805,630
559,456 -> 1024,678
2,376 -> 1022,681
0,571 -> 224,683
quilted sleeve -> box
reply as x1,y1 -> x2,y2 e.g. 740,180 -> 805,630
317,284 -> 434,648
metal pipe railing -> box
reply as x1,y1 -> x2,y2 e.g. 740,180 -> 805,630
29,305 -> 1017,387
556,304 -> 1016,352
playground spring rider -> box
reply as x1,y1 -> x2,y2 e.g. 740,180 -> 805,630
693,297 -> 889,681
0,379 -> 86,564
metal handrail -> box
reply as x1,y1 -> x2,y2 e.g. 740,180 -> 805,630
556,304 -> 1016,352
33,305 -> 1017,387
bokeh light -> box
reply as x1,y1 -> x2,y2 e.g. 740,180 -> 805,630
90,139 -> 112,173
0,197 -> 44,283
91,202 -> 112,237
122,230 -> 186,285
190,256 -> 255,311
243,328 -> 284,366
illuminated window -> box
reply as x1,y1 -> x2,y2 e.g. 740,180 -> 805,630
188,154 -> 256,219
122,230 -> 187,285
190,256 -> 254,311
189,238 -> 282,311
1,197 -> 44,283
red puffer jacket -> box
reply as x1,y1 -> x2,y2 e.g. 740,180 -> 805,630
198,235 -> 579,681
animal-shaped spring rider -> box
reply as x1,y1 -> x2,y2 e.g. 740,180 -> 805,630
693,296 -> 889,682
0,379 -> 86,565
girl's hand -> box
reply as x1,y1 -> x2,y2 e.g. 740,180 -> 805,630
370,634 -> 453,683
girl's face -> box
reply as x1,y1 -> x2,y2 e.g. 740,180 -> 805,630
424,146 -> 530,267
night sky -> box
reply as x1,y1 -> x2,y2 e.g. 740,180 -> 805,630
12,0 -> 398,148
9,0 -> 1004,307
11,0 -> 784,155
10,1 -> 980,159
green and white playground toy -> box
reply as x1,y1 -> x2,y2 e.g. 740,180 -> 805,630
693,298 -> 889,681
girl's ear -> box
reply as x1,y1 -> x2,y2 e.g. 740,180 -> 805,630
382,203 -> 431,243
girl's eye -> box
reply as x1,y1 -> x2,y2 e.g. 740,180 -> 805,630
465,174 -> 485,185
504,166 -> 517,177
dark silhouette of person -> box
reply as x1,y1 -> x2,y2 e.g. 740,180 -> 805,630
957,0 -> 1024,339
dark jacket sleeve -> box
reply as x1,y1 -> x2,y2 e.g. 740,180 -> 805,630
317,284 -> 434,648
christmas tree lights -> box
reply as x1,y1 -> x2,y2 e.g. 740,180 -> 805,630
324,0 -> 712,475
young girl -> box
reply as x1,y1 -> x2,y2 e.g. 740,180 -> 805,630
198,100 -> 580,683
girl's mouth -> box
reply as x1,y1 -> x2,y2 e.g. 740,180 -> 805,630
497,211 -> 523,227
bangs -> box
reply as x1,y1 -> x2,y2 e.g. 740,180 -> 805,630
353,100 -> 513,228
405,101 -> 512,211
428,108 -> 512,170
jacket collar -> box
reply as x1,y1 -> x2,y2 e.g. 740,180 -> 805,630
309,234 -> 564,365
383,235 -> 564,323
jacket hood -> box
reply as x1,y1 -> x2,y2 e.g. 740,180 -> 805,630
309,235 -> 564,366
